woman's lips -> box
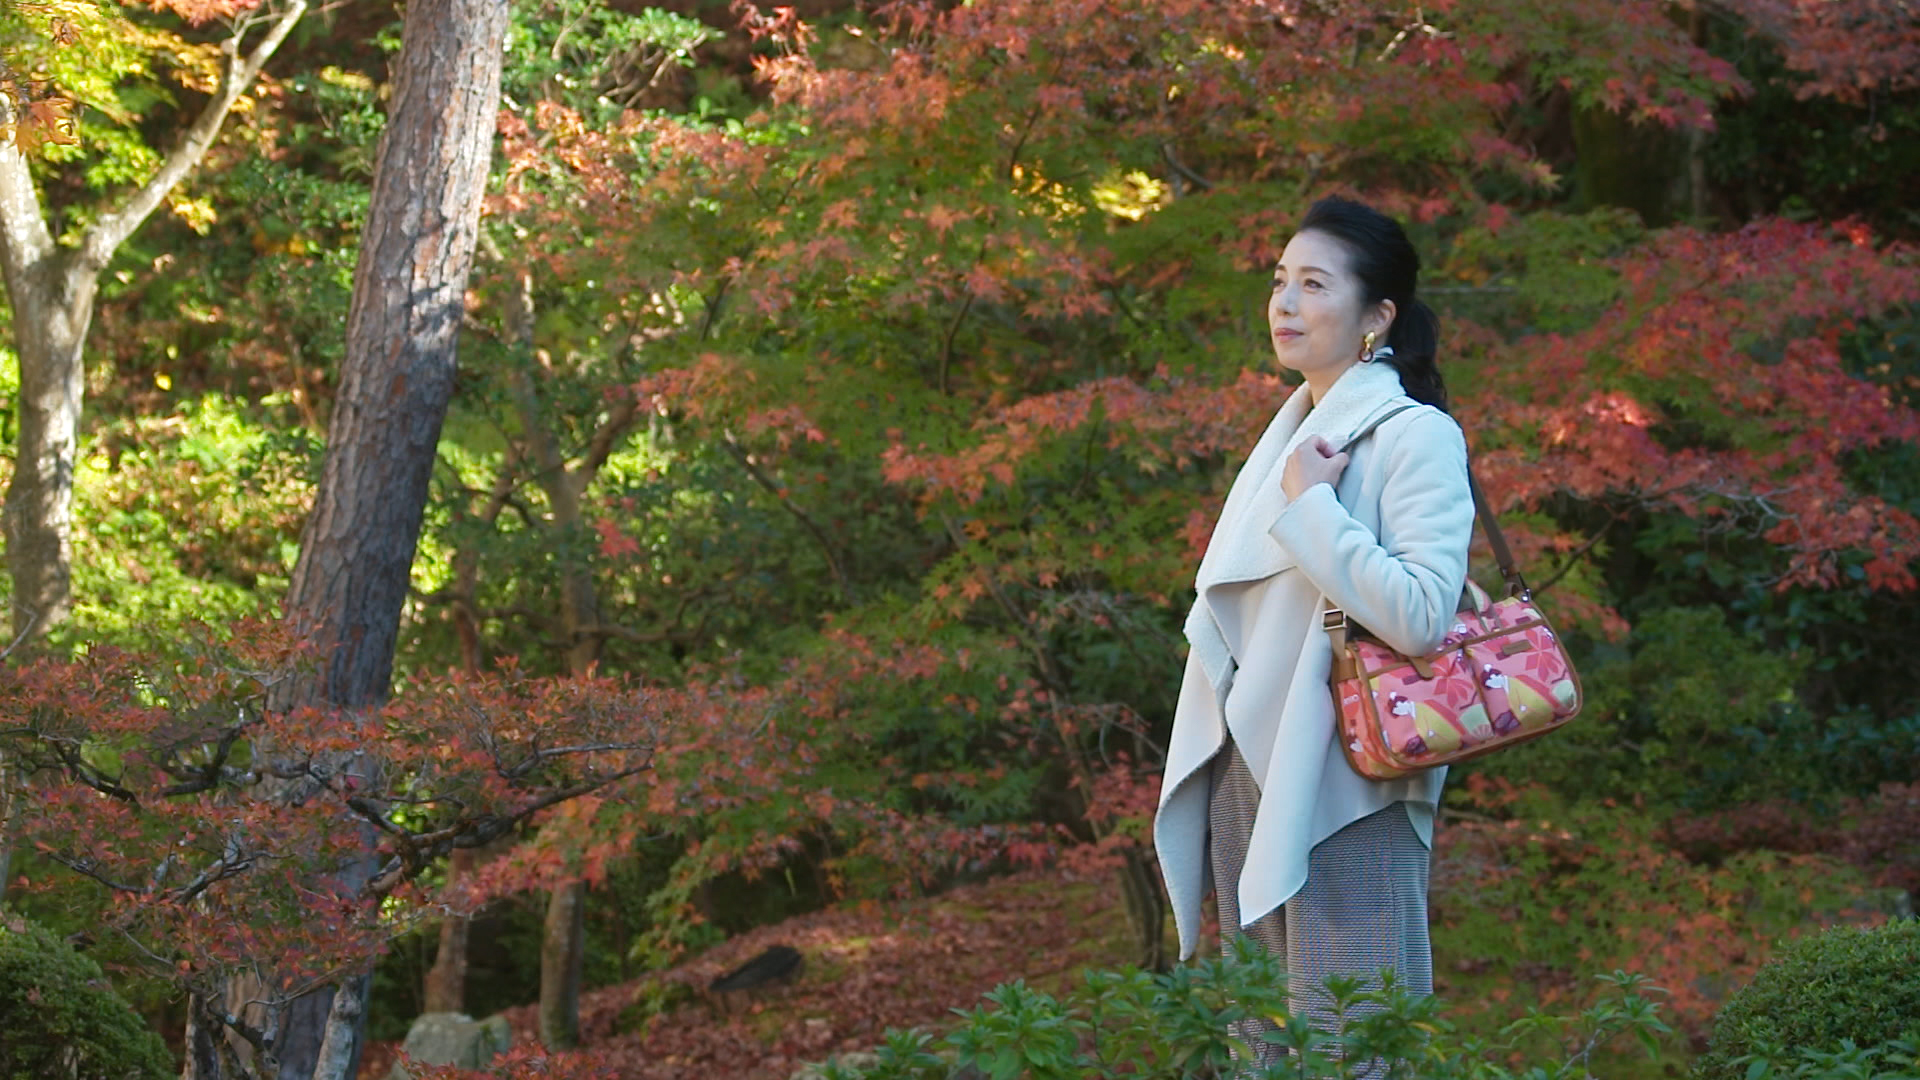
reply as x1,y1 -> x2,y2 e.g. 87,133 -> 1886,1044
1273,329 -> 1302,340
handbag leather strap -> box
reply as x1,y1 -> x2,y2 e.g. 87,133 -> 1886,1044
1339,403 -> 1530,599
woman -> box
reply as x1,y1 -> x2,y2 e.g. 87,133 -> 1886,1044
1153,196 -> 1474,1062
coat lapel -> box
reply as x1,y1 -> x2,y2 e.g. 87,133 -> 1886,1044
1193,358 -> 1412,596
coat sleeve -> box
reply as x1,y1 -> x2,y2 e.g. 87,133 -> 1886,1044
1267,408 -> 1473,657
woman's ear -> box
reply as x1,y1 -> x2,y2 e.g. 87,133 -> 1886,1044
1368,298 -> 1398,342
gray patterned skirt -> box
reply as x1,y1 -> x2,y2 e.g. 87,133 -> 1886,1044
1206,738 -> 1433,1069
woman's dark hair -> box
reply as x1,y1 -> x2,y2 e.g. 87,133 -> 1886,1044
1296,195 -> 1447,412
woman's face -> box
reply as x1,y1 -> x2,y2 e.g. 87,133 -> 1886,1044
1268,230 -> 1393,379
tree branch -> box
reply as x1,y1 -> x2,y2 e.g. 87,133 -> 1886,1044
172,841 -> 257,906
937,513 -> 1069,695
77,0 -> 308,271
0,103 -> 55,274
577,394 -> 640,481
1531,514 -> 1621,595
363,765 -> 653,896
937,291 -> 974,397
157,713 -> 263,796
53,744 -> 139,803
0,608 -> 40,662
1159,142 -> 1213,192
42,851 -> 143,893
720,430 -> 850,602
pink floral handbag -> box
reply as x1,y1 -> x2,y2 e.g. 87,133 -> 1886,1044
1324,410 -> 1584,781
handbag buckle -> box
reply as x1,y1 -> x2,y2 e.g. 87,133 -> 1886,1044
1323,607 -> 1348,631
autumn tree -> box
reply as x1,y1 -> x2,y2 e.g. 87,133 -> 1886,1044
0,627 -> 667,1080
210,0 -> 510,1072
1718,0 -> 1919,103
0,0 -> 306,643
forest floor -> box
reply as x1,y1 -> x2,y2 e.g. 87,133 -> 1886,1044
356,866 -> 1144,1079
355,810 -> 1891,1079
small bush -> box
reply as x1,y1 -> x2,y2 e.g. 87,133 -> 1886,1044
811,936 -> 1672,1079
1695,919 -> 1920,1080
1734,1038 -> 1920,1080
0,911 -> 174,1080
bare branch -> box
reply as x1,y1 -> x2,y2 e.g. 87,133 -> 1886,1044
173,845 -> 256,905
53,744 -> 140,803
363,764 -> 653,896
157,714 -> 265,796
577,394 -> 641,482
78,0 -> 309,270
1160,142 -> 1213,192
0,103 -> 56,272
0,608 -> 41,661
42,852 -> 142,893
937,291 -> 975,397
721,430 -> 850,601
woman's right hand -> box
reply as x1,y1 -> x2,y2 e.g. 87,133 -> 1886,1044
1281,436 -> 1349,501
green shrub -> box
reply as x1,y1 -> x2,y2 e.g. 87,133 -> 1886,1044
1734,1039 -> 1920,1080
1695,919 -> 1920,1080
0,911 -> 174,1080
811,936 -> 1673,1079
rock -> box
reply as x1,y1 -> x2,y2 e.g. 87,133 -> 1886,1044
710,944 -> 805,992
789,1050 -> 881,1080
709,944 -> 805,1016
385,1012 -> 512,1080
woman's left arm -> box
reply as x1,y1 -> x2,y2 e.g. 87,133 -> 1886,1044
1269,410 -> 1474,657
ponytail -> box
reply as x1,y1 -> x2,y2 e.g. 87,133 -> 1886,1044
1384,297 -> 1447,413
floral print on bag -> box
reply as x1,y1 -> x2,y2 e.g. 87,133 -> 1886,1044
1335,592 -> 1582,781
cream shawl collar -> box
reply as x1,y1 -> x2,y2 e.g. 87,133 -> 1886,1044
1182,354 -> 1410,696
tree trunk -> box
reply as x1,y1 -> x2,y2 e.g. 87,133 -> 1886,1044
280,0 -> 506,707
0,257 -> 94,641
538,879 -> 586,1049
0,750 -> 16,906
182,997 -> 230,1080
506,263 -> 603,1049
310,972 -> 371,1080
1117,848 -> 1168,972
422,847 -> 477,1014
1571,105 -> 1686,226
239,0 -> 509,1074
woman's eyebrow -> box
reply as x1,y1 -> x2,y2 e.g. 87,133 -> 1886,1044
1273,265 -> 1332,275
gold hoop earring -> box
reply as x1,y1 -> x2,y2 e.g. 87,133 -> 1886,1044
1359,330 -> 1377,363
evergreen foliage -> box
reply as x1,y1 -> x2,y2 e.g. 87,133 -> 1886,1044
0,913 -> 174,1080
1695,920 -> 1920,1080
813,936 -> 1674,1079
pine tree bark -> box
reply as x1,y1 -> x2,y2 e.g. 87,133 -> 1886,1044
226,0 -> 508,1074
